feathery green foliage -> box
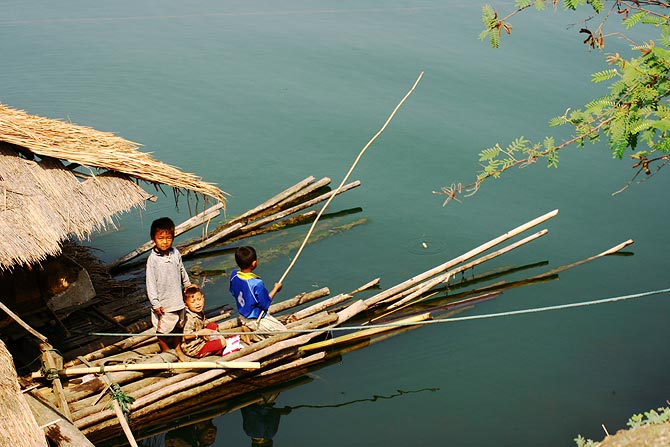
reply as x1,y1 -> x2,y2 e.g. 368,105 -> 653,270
438,1 -> 670,205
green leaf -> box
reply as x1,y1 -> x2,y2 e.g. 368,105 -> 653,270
482,4 -> 497,26
623,11 -> 648,29
589,0 -> 603,14
479,146 -> 501,161
652,119 -> 670,132
543,136 -> 555,150
591,69 -> 618,83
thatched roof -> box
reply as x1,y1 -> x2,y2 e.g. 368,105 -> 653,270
0,143 -> 154,269
0,103 -> 228,270
0,103 -> 227,203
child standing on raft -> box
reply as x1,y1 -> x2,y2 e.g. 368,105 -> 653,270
146,217 -> 191,352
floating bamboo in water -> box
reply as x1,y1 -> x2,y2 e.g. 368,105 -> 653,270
364,209 -> 559,307
385,229 -> 549,311
299,313 -> 432,352
107,201 -> 224,269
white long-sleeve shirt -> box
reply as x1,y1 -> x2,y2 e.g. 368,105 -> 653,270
145,247 -> 191,311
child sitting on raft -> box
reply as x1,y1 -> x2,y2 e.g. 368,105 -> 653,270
178,284 -> 242,359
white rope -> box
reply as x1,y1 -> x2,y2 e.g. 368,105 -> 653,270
90,287 -> 670,338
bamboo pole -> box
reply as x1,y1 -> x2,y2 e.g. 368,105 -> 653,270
238,180 -> 361,234
63,352 -> 179,404
107,201 -> 224,269
364,209 -> 559,307
275,177 -> 332,208
231,176 -> 316,221
76,356 -> 140,447
76,304 -> 363,429
290,293 -> 353,321
178,222 -> 244,256
257,351 -> 326,376
530,239 -> 634,278
385,229 -> 549,311
32,360 -> 261,379
176,176 -> 320,256
267,287 -> 331,315
299,313 -> 432,352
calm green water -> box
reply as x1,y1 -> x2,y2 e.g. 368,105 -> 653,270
2,2 -> 669,446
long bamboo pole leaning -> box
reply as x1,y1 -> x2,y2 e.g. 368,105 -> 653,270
277,71 -> 425,285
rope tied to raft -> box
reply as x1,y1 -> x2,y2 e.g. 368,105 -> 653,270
40,347 -> 64,381
40,366 -> 60,381
109,382 -> 135,422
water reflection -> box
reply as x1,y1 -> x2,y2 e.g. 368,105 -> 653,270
241,392 -> 290,447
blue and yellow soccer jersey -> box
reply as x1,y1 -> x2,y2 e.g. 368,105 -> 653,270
229,269 -> 273,319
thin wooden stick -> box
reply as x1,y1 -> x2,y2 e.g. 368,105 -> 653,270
0,301 -> 49,343
278,71 -> 425,285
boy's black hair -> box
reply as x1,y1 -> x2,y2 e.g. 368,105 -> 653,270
235,246 -> 257,269
184,284 -> 202,300
150,217 -> 176,239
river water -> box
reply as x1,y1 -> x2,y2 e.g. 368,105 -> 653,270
2,1 -> 669,446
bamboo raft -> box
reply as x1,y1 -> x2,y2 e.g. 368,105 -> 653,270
23,206 -> 634,446
13,175 -> 365,362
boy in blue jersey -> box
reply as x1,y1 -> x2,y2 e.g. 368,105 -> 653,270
229,246 -> 286,340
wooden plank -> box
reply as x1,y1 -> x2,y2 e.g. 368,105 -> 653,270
25,393 -> 92,447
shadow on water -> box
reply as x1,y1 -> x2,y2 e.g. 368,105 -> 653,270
122,356 -> 439,447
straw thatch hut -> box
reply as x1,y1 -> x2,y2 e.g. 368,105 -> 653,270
0,102 -> 226,271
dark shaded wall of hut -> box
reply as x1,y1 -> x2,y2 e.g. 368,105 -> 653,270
0,243 -> 150,373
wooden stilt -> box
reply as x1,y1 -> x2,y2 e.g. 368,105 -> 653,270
40,344 -> 73,422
